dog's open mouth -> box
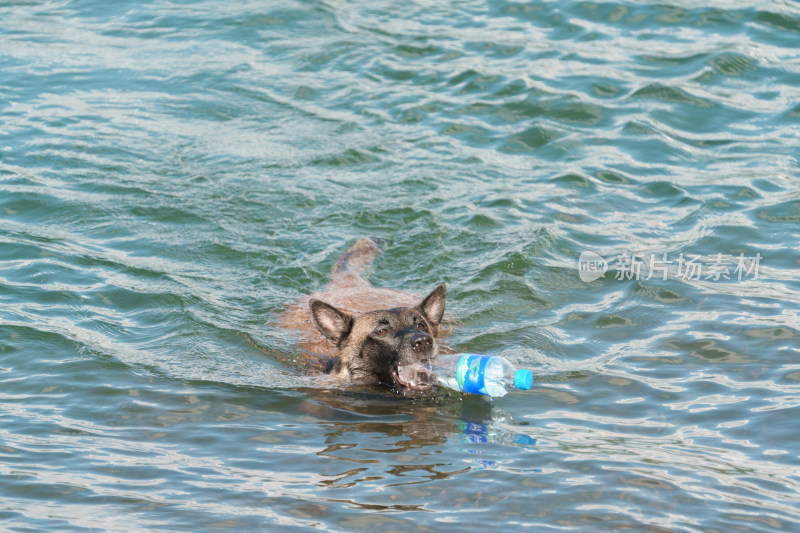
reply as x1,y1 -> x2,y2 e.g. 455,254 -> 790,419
393,362 -> 433,393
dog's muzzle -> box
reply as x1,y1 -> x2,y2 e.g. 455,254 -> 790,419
412,332 -> 433,353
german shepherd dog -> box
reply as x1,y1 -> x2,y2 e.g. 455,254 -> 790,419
277,237 -> 446,393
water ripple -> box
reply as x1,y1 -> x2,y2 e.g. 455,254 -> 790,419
2,0 -> 800,530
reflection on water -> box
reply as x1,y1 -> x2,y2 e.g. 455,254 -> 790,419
298,387 -> 537,482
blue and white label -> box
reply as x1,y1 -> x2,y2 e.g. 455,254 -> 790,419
456,354 -> 490,395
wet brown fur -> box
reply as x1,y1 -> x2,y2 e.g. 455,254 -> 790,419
277,237 -> 447,388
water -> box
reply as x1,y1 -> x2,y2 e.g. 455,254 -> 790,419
1,0 -> 799,530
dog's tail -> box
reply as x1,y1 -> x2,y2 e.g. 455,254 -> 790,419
329,236 -> 386,284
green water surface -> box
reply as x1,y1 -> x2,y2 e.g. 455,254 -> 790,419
1,0 -> 799,531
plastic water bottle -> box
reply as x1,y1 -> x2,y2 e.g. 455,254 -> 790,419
433,353 -> 533,397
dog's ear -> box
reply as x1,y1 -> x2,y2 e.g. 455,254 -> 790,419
309,299 -> 353,345
417,282 -> 446,327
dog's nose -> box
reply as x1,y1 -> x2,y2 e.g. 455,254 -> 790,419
412,333 -> 433,352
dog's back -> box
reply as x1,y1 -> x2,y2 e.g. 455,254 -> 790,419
278,237 -> 423,358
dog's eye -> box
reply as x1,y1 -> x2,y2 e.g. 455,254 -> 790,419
376,328 -> 389,336
416,322 -> 427,331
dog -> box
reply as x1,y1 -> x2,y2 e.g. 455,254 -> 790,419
277,237 -> 447,393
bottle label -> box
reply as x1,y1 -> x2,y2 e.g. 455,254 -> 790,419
456,354 -> 490,395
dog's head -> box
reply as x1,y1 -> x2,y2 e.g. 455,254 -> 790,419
309,283 -> 446,393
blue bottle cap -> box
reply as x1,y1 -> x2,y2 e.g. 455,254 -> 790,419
514,369 -> 533,390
